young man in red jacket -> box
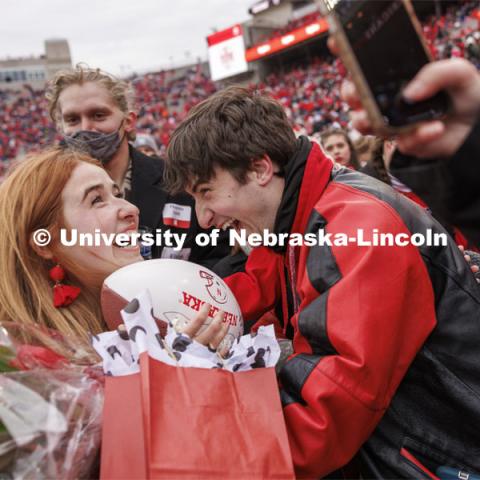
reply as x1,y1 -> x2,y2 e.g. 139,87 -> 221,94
165,85 -> 480,478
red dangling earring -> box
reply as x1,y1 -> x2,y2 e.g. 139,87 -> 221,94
48,264 -> 81,308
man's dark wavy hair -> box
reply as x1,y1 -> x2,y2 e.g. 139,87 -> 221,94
164,86 -> 297,194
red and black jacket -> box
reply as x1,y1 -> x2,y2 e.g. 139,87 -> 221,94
224,137 -> 480,478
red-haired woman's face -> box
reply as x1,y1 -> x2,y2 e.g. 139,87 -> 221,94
57,162 -> 142,287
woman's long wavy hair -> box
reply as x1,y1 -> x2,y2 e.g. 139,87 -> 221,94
0,147 -> 106,362
369,138 -> 392,186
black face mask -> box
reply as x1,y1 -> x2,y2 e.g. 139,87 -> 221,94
63,123 -> 125,164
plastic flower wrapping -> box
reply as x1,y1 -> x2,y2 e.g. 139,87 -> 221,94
0,322 -> 103,480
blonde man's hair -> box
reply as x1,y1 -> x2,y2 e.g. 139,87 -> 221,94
0,147 -> 106,363
45,63 -> 136,141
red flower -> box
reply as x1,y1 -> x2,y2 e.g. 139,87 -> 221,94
10,345 -> 68,370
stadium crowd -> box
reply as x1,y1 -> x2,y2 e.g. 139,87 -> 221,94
423,1 -> 480,64
0,1 -> 478,168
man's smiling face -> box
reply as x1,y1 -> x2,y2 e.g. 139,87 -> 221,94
187,158 -> 285,239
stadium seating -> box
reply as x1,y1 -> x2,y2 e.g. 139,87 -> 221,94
0,2 -> 478,170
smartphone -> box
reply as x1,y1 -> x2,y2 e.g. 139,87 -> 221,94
320,0 -> 450,134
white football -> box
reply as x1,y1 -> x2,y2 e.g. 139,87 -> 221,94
101,259 -> 243,349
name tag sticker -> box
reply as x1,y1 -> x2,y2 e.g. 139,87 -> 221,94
161,247 -> 192,261
162,203 -> 192,229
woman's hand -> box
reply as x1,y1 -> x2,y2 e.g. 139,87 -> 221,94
181,303 -> 229,353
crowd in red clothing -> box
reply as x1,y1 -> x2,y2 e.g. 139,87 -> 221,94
0,88 -> 58,166
132,67 -> 217,157
0,2 -> 478,167
423,3 -> 480,66
260,57 -> 349,137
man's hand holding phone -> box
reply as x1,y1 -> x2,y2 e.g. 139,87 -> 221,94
341,57 -> 480,159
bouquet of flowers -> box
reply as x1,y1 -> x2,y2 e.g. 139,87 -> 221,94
0,323 -> 103,479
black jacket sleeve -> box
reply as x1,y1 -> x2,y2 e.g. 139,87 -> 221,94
390,117 -> 480,245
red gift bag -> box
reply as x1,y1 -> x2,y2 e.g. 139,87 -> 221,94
101,355 -> 294,479
101,373 -> 147,479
